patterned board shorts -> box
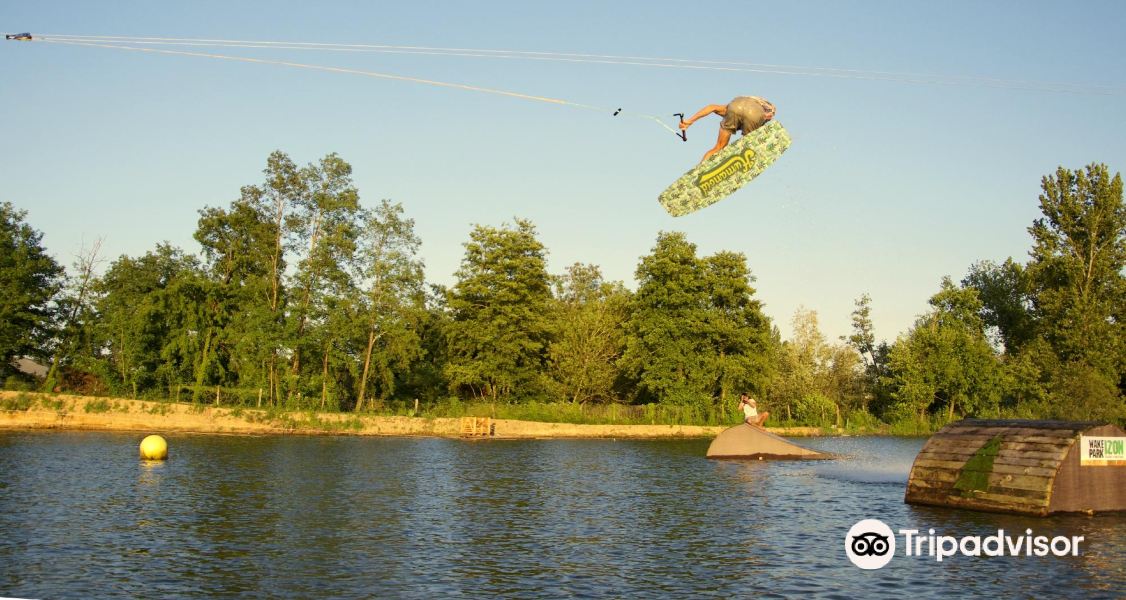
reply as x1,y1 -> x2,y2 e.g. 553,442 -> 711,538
722,96 -> 775,134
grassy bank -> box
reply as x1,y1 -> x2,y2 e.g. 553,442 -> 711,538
0,389 -> 941,437
0,391 -> 739,439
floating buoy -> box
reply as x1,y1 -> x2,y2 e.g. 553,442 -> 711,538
139,435 -> 168,460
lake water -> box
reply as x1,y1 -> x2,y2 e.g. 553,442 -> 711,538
0,432 -> 1122,598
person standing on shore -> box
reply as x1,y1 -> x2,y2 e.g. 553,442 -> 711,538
738,393 -> 770,429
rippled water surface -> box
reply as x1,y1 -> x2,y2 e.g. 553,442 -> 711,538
0,432 -> 1123,598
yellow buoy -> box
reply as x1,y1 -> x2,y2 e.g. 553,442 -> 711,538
139,434 -> 168,460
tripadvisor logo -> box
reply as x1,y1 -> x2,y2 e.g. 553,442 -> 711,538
844,519 -> 1085,569
845,519 -> 896,569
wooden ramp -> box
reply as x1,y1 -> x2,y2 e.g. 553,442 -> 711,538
905,419 -> 1126,516
706,424 -> 829,460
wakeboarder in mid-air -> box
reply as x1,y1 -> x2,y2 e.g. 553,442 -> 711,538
678,96 -> 776,163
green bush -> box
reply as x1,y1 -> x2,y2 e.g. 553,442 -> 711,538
0,393 -> 34,411
3,376 -> 33,392
886,414 -> 946,436
843,409 -> 884,434
794,393 -> 838,428
84,399 -> 112,413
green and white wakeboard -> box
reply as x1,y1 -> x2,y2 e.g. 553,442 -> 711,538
658,120 -> 791,217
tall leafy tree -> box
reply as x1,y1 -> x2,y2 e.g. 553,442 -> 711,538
546,263 -> 631,404
156,266 -> 232,401
445,219 -> 552,401
844,294 -> 891,417
1026,163 -> 1125,388
287,153 -> 361,384
0,202 -> 63,378
885,279 -> 1004,422
353,200 -> 426,411
622,233 -> 772,410
845,294 -> 887,376
399,285 -> 454,404
770,308 -> 862,425
194,151 -> 305,404
962,259 -> 1036,355
621,232 -> 713,405
90,244 -> 205,397
196,191 -> 281,402
43,238 -> 104,391
701,251 -> 774,408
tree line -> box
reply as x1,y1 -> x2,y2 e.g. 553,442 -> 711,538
2,153 -> 1122,427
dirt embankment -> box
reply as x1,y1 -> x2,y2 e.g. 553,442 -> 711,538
0,391 -> 723,438
0,391 -> 824,439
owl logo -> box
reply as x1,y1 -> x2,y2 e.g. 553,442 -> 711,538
851,531 -> 891,556
845,519 -> 896,569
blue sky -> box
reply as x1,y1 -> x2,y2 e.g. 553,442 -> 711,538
2,0 -> 1124,343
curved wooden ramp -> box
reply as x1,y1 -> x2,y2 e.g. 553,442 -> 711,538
706,424 -> 829,459
905,419 -> 1126,516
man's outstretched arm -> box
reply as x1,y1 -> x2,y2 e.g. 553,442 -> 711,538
680,104 -> 727,129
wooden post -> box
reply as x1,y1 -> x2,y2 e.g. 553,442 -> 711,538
460,416 -> 493,438
215,385 -> 220,406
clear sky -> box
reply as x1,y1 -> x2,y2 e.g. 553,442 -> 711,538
2,0 -> 1124,343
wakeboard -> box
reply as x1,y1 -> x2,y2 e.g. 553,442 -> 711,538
658,120 -> 791,217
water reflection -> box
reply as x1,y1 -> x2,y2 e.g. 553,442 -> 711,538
0,432 -> 1122,598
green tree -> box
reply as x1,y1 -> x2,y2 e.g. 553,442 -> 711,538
194,151 -> 305,405
621,232 -> 713,406
622,232 -> 772,412
771,308 -> 862,425
89,244 -> 206,397
845,294 -> 884,376
43,238 -> 104,392
1026,163 -> 1125,392
844,293 -> 891,418
156,267 -> 231,401
546,263 -> 631,404
702,251 -> 774,410
353,200 -> 426,411
885,279 -> 1004,423
445,219 -> 552,401
195,191 -> 280,403
962,259 -> 1036,355
400,284 -> 454,404
0,202 -> 63,379
287,154 -> 362,388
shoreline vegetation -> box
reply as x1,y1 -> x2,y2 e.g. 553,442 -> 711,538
0,391 -> 846,439
2,162 -> 1122,433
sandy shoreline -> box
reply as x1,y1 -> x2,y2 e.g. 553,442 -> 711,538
0,391 -> 827,440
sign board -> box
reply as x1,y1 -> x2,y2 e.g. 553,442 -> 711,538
1079,436 -> 1126,466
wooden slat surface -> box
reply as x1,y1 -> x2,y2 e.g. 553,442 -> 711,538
911,462 -> 1057,479
906,470 -> 1051,496
951,419 -> 1098,431
924,434 -> 1076,447
903,419 -> 1104,516
917,448 -> 1069,463
905,485 -> 1049,506
906,488 -> 1050,513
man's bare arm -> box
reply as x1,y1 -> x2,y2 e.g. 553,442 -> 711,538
680,104 -> 727,129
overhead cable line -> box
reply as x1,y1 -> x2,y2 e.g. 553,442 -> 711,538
33,37 -> 685,137
31,33 -> 1126,96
